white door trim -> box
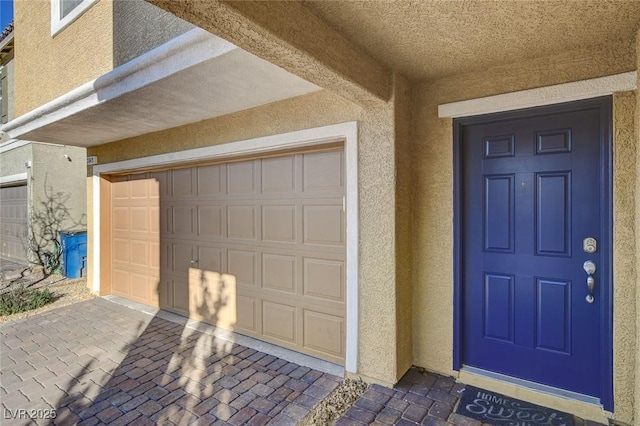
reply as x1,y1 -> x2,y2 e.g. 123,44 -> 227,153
438,71 -> 636,118
92,121 -> 359,372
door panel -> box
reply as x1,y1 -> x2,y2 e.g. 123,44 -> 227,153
460,98 -> 611,402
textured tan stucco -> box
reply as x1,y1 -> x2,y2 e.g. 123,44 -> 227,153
612,92 -> 637,424
13,0 -> 113,117
635,28 -> 640,426
113,0 -> 193,67
303,0 -> 640,83
87,88 -> 410,385
394,75 -> 414,378
412,45 -> 638,422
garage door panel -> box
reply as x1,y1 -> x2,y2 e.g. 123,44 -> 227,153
303,310 -> 343,357
227,206 -> 256,240
227,161 -> 256,194
303,205 -> 344,246
173,206 -> 195,235
228,249 -> 257,286
262,205 -> 296,243
112,181 -> 130,199
130,240 -> 149,268
129,179 -> 150,199
198,206 -> 223,237
263,301 -> 296,344
235,295 -> 258,333
150,207 -> 160,233
130,272 -> 151,301
172,242 -> 193,273
303,151 -> 343,192
303,258 -> 344,302
131,207 -> 149,233
172,279 -> 190,315
112,238 -> 131,263
150,172 -> 169,197
262,253 -> 296,293
158,278 -> 172,309
189,268 -> 233,327
197,164 -> 223,196
262,157 -> 296,193
172,169 -> 194,197
112,269 -> 131,296
113,207 -> 129,232
150,242 -> 160,269
197,246 -> 223,273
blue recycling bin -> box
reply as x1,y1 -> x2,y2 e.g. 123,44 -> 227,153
59,230 -> 87,278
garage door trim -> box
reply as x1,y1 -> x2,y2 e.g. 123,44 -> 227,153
93,121 -> 359,373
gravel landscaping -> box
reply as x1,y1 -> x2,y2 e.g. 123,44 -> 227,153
0,269 -> 95,324
300,378 -> 369,426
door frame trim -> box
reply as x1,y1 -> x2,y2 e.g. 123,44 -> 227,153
92,121 -> 359,373
439,71 -> 635,118
452,98 -> 613,410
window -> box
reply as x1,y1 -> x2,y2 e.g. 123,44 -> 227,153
51,0 -> 98,36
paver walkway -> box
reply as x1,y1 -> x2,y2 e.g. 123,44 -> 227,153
334,368 -> 605,426
1,297 -> 607,426
0,298 -> 341,425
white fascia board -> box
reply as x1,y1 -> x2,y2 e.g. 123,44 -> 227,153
1,28 -> 238,139
438,71 -> 637,118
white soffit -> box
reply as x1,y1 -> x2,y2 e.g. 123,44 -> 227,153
438,71 -> 637,118
1,28 -> 320,147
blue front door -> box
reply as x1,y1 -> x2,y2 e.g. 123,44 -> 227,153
458,98 -> 612,406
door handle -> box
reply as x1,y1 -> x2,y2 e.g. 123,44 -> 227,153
583,260 -> 596,304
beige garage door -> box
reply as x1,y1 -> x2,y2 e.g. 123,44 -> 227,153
110,147 -> 346,364
0,184 -> 28,262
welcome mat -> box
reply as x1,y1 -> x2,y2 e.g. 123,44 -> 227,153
455,385 -> 574,426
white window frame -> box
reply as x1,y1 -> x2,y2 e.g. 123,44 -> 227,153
51,0 -> 99,36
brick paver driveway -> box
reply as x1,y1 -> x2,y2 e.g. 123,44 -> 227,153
0,298 -> 341,425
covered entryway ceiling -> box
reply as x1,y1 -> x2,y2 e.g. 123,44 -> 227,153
302,0 -> 640,82
142,0 -> 640,108
2,28 -> 320,147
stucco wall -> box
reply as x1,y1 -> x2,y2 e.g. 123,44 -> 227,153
612,91 -> 637,424
635,28 -> 640,426
113,0 -> 193,67
87,88 -> 410,385
28,143 -> 87,265
0,144 -> 32,178
394,75 -> 414,377
31,144 -> 87,232
412,45 -> 637,423
13,0 -> 194,118
13,0 -> 113,117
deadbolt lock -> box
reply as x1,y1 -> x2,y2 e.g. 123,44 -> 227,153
583,237 -> 597,254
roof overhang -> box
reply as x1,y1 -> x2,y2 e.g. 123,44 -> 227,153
1,28 -> 321,147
